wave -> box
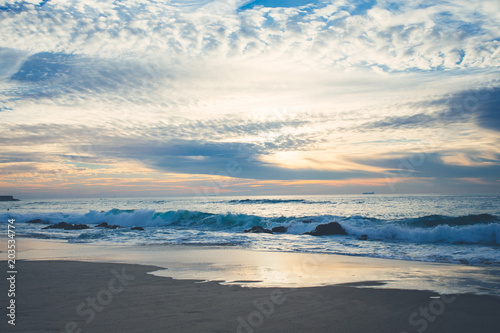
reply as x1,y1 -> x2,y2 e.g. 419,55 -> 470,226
403,214 -> 499,227
343,214 -> 500,245
227,199 -> 332,204
3,210 -> 499,245
343,221 -> 500,246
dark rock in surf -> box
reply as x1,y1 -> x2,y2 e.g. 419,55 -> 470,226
302,219 -> 313,223
358,234 -> 368,241
95,222 -> 121,229
303,222 -> 347,236
244,226 -> 273,234
131,226 -> 144,231
271,226 -> 288,233
43,222 -> 73,229
43,222 -> 89,230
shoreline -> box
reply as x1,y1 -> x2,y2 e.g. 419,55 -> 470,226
1,259 -> 499,332
2,238 -> 500,295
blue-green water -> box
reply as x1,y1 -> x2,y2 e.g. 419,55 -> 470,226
1,194 -> 499,266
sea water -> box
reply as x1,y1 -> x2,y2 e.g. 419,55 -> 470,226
1,194 -> 499,266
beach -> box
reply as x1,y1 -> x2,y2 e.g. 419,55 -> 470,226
1,238 -> 500,332
1,195 -> 499,332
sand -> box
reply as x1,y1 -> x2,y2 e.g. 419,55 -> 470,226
1,238 -> 499,332
0,260 -> 498,333
5,238 -> 500,293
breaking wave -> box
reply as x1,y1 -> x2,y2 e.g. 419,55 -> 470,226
3,210 -> 499,245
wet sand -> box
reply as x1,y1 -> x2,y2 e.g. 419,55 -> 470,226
5,238 -> 500,294
1,238 -> 499,332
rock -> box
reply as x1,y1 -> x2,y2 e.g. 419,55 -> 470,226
302,219 -> 313,223
95,222 -> 121,229
271,226 -> 288,233
43,222 -> 73,229
358,234 -> 368,241
303,222 -> 347,236
43,222 -> 89,230
27,219 -> 48,224
244,226 -> 273,234
131,226 -> 144,231
0,195 -> 20,201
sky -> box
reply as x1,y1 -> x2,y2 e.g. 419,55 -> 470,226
0,0 -> 499,198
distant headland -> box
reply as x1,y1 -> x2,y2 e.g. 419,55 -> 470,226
0,196 -> 20,201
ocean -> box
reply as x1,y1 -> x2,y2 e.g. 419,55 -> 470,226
1,194 -> 499,267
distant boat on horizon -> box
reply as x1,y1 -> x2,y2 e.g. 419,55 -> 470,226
362,192 -> 375,195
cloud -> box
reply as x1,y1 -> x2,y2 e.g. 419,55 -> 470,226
2,0 -> 498,67
358,84 -> 500,132
446,86 -> 500,132
357,152 -> 500,180
239,0 -> 319,10
0,47 -> 28,79
362,113 -> 439,130
0,116 -> 325,173
1,0 -> 498,112
1,0 -> 499,195
10,52 -> 75,82
93,137 -> 377,180
1,0 -> 497,115
0,151 -> 50,164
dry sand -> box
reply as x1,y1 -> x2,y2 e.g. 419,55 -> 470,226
1,259 -> 499,333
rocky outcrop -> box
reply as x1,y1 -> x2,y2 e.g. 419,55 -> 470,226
244,226 -> 273,234
95,222 -> 121,229
43,222 -> 72,229
303,222 -> 347,236
271,226 -> 288,233
131,226 -> 144,231
43,222 -> 90,230
0,196 -> 19,201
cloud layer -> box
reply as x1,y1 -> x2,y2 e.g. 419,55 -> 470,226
1,0 -> 499,196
